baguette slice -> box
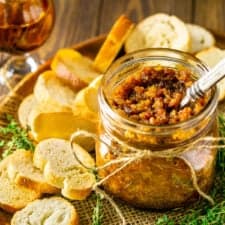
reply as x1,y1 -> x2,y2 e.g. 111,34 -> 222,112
196,47 -> 225,101
125,13 -> 190,53
187,24 -> 215,53
93,15 -> 134,73
72,75 -> 102,121
33,138 -> 95,200
18,94 -> 37,129
71,75 -> 102,151
51,48 -> 100,91
7,150 -> 59,194
11,197 -> 79,225
0,157 -> 40,213
34,70 -> 76,111
28,106 -> 97,142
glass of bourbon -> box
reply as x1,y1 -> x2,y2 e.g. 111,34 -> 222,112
0,0 -> 55,98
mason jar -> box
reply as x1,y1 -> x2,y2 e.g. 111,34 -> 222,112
96,48 -> 218,209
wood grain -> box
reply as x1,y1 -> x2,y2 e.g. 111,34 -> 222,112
194,0 -> 225,32
36,0 -> 225,61
38,0 -> 101,59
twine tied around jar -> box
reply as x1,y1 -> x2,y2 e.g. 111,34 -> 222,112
70,130 -> 225,224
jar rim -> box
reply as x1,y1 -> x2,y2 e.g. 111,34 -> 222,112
99,48 -> 218,134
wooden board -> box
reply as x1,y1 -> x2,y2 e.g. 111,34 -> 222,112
0,33 -> 224,225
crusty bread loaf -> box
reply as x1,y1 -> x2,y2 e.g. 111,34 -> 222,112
7,149 -> 59,194
187,24 -> 215,53
11,197 -> 79,225
93,15 -> 134,73
33,138 -> 95,200
125,13 -> 190,53
18,94 -> 37,129
34,70 -> 76,111
196,47 -> 225,101
0,157 -> 40,213
51,48 -> 100,91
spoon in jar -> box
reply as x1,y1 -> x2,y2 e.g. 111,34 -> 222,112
180,57 -> 225,108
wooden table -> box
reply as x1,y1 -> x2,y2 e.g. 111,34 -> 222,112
39,0 -> 225,59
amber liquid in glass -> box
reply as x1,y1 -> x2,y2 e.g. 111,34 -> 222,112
0,0 -> 54,54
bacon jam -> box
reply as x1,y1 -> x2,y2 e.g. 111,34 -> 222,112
110,66 -> 209,125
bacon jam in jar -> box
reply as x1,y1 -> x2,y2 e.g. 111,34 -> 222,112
97,49 -> 218,209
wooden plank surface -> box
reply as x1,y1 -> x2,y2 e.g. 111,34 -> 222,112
38,0 -> 225,60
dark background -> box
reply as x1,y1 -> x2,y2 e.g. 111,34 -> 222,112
38,0 -> 225,59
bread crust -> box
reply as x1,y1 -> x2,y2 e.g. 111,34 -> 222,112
94,15 -> 134,73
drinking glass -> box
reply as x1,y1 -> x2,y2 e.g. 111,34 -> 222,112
0,0 -> 55,98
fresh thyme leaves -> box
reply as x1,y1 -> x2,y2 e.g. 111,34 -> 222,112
0,114 -> 34,159
92,192 -> 103,225
92,169 -> 104,225
218,114 -> 225,171
156,114 -> 225,225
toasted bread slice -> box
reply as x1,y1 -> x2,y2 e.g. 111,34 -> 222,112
34,70 -> 76,111
33,138 -> 95,200
11,197 -> 79,225
28,104 -> 97,142
196,47 -> 225,101
187,24 -> 215,53
72,75 -> 102,120
0,156 -> 40,213
94,15 -> 134,73
71,75 -> 102,151
7,150 -> 59,194
51,48 -> 100,91
125,13 -> 190,53
18,94 -> 37,129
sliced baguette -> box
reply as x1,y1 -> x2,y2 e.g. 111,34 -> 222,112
18,94 -> 37,129
93,15 -> 134,73
11,197 -> 79,225
187,24 -> 215,53
33,138 -> 95,200
51,48 -> 100,91
71,75 -> 102,151
0,156 -> 40,213
72,76 -> 101,121
6,149 -> 59,194
28,106 -> 97,142
34,70 -> 76,111
125,13 -> 190,53
196,47 -> 225,101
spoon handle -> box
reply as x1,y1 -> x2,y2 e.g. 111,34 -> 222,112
180,58 -> 225,108
198,57 -> 225,91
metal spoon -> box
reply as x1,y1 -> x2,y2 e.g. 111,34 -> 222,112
180,58 -> 225,108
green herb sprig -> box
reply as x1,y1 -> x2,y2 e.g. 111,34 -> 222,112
0,114 -> 34,158
92,169 -> 104,225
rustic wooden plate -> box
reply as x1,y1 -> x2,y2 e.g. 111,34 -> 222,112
0,32 -> 225,225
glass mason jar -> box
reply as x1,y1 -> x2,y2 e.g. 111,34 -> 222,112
96,48 -> 218,209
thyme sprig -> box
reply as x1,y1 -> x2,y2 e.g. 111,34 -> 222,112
92,169 -> 104,225
0,114 -> 34,158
